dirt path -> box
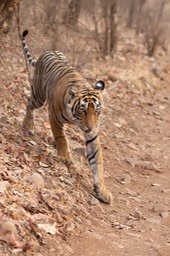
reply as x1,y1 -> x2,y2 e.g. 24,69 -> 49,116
69,87 -> 170,256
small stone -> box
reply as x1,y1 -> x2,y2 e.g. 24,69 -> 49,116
151,183 -> 161,187
91,203 -> 105,213
112,221 -> 130,230
87,195 -> 99,206
119,174 -> 131,184
86,230 -> 102,240
146,217 -> 161,224
0,181 -> 10,193
64,244 -> 74,254
160,212 -> 169,218
0,220 -> 25,248
139,161 -> 161,172
107,72 -> 118,82
134,210 -> 142,219
126,200 -> 131,208
59,176 -> 65,182
125,232 -> 141,238
34,254 -> 44,256
38,223 -> 58,235
152,204 -> 169,213
121,188 -> 136,196
128,142 -> 138,151
26,173 -> 45,189
125,157 -> 137,168
132,197 -> 141,203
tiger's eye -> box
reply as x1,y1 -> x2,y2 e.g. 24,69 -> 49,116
96,103 -> 101,110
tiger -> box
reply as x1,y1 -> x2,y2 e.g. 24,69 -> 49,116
21,30 -> 112,204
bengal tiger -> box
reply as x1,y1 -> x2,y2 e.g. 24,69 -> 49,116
21,30 -> 112,204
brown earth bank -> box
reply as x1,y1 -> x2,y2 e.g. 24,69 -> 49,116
0,29 -> 170,256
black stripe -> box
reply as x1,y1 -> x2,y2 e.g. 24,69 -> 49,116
87,149 -> 99,163
86,134 -> 98,145
58,69 -> 71,81
52,105 -> 63,125
62,113 -> 69,122
71,100 -> 79,118
89,161 -> 96,166
71,100 -> 78,112
59,105 -> 69,122
54,135 -> 65,141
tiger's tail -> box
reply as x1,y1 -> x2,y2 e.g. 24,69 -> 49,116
21,30 -> 37,67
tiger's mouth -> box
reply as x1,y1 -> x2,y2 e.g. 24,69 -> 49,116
81,123 -> 99,133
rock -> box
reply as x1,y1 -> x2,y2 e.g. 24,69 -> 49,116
128,142 -> 138,151
87,195 -> 99,206
112,221 -> 131,230
125,157 -> 137,168
38,223 -> 58,235
132,197 -> 142,203
146,217 -> 161,224
64,244 -> 74,254
133,210 -> 142,220
151,183 -> 161,187
121,188 -> 137,196
139,161 -> 161,172
111,241 -> 124,249
90,204 -> 105,214
26,172 -> 45,189
0,220 -> 25,248
160,212 -> 169,218
65,222 -> 75,234
118,174 -> 131,184
125,232 -> 141,238
152,204 -> 169,213
0,181 -> 10,193
107,72 -> 118,83
85,229 -> 102,240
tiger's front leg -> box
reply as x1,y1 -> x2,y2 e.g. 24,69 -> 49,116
49,109 -> 72,166
85,131 -> 112,204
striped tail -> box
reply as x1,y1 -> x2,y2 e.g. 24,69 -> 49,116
21,30 -> 37,67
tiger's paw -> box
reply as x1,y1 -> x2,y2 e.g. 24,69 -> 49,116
57,152 -> 73,167
94,186 -> 112,204
23,120 -> 35,135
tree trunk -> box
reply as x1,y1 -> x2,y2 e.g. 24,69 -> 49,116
0,0 -> 22,33
136,0 -> 146,34
110,0 -> 117,54
102,0 -> 117,56
127,0 -> 135,28
63,0 -> 81,27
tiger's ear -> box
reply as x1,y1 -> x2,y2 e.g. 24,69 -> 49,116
69,87 -> 77,98
95,80 -> 105,91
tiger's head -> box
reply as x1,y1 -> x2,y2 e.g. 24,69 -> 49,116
68,80 -> 105,132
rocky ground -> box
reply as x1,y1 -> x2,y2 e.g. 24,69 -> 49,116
0,29 -> 170,256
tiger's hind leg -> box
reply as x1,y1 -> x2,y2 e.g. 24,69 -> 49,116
23,97 -> 35,135
49,107 -> 72,166
23,90 -> 46,135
